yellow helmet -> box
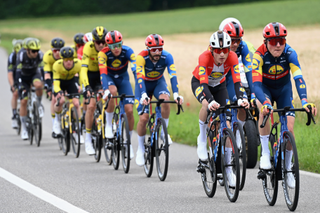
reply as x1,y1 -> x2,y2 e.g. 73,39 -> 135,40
12,39 -> 23,53
92,26 -> 107,41
26,38 -> 41,50
22,37 -> 33,49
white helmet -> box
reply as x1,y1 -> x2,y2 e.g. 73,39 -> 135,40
210,31 -> 231,48
219,17 -> 242,31
83,32 -> 93,43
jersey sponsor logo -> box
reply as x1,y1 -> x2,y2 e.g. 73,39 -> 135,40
252,59 -> 259,70
90,57 -> 95,61
98,57 -> 105,65
137,66 -> 143,73
138,79 -> 143,83
210,72 -> 222,78
240,87 -> 245,92
112,59 -> 122,68
169,64 -> 176,71
134,99 -> 139,108
300,84 -> 306,89
195,86 -> 203,97
199,66 -> 206,75
200,77 -> 205,81
234,64 -> 240,73
268,65 -> 284,75
130,53 -> 136,61
147,71 -> 160,78
245,54 -> 251,62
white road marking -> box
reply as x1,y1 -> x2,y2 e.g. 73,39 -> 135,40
0,167 -> 88,213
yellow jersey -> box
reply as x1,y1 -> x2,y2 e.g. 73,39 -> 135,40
43,49 -> 59,74
80,41 -> 100,87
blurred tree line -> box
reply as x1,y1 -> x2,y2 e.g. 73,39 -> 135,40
0,0 -> 269,19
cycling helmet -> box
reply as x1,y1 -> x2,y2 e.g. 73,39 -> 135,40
145,34 -> 164,47
83,32 -> 93,43
22,37 -> 33,49
51,37 -> 65,49
60,46 -> 74,59
105,30 -> 123,44
219,17 -> 242,31
263,22 -> 287,38
92,26 -> 108,41
209,31 -> 231,48
26,38 -> 41,50
223,21 -> 244,38
12,39 -> 23,52
74,33 -> 84,45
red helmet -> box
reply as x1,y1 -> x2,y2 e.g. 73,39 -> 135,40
263,22 -> 287,38
145,34 -> 164,47
223,21 -> 244,38
105,30 -> 123,44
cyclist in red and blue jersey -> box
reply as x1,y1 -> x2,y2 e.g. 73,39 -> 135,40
252,22 -> 317,187
135,34 -> 184,166
99,30 -> 136,159
7,39 -> 23,129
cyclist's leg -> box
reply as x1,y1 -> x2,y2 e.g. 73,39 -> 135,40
104,75 -> 117,138
19,75 -> 31,139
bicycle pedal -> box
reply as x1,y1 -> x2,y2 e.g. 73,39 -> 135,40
257,170 -> 266,180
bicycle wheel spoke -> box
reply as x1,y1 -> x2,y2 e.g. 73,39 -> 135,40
155,119 -> 169,181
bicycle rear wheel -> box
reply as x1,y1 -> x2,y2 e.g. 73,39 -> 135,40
120,114 -> 130,173
111,113 -> 120,170
282,131 -> 299,211
244,119 -> 258,168
27,116 -> 33,145
155,118 -> 169,181
144,136 -> 154,178
16,114 -> 21,135
233,121 -> 247,190
32,102 -> 42,147
221,128 -> 240,202
70,107 -> 81,158
60,113 -> 70,155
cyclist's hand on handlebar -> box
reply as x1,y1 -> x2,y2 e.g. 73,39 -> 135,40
173,92 -> 184,105
140,93 -> 150,105
84,85 -> 93,98
237,98 -> 249,109
56,90 -> 63,99
261,102 -> 273,116
102,89 -> 112,101
208,100 -> 220,111
303,103 -> 317,116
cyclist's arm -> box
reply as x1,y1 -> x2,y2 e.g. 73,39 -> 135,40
241,42 -> 254,92
165,53 -> 179,94
80,44 -> 90,88
136,54 -> 147,96
52,62 -> 62,93
7,53 -> 15,86
98,51 -> 112,90
252,52 -> 269,105
197,53 -> 214,102
126,48 -> 137,79
229,54 -> 245,100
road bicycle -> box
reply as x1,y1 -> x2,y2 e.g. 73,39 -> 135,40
257,106 -> 315,211
56,93 -> 82,157
103,94 -> 134,173
197,105 -> 240,202
140,98 -> 183,181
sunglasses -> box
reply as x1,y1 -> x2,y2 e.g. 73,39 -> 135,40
108,41 -> 123,50
52,48 -> 60,53
31,49 -> 39,53
63,58 -> 73,61
95,40 -> 106,45
148,47 -> 163,53
213,48 -> 230,54
267,37 -> 286,46
231,38 -> 242,44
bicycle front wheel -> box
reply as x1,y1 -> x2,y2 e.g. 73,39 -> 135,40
112,113 -> 120,170
120,114 -> 131,173
155,118 -> 169,181
221,128 -> 240,202
233,121 -> 246,190
282,131 -> 299,211
60,113 -> 70,155
244,119 -> 258,168
144,136 -> 154,178
70,107 -> 81,158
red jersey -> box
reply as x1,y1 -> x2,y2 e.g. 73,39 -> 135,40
77,45 -> 84,60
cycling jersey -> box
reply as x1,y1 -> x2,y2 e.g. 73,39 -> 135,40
43,49 -> 59,76
52,58 -> 81,93
71,45 -> 78,59
80,41 -> 100,87
16,49 -> 44,76
77,45 -> 84,60
192,50 -> 244,103
252,43 -> 307,107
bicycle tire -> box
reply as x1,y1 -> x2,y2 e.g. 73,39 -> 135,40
111,112 -> 120,170
282,131 -> 299,211
221,128 -> 240,202
16,114 -> 21,135
60,112 -> 70,155
261,134 -> 278,206
233,121 -> 247,190
92,105 -> 102,162
155,118 -> 169,181
244,119 -> 258,168
70,107 -> 81,158
120,114 -> 131,173
103,107 -> 113,165
144,137 -> 154,178
27,116 -> 33,145
32,101 -> 41,147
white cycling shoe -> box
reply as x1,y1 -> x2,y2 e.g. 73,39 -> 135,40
38,104 -> 44,118
135,149 -> 145,166
226,171 -> 236,187
105,125 -> 114,139
160,134 -> 173,145
12,118 -> 18,129
260,154 -> 272,170
197,136 -> 208,161
73,133 -> 84,144
235,130 -> 241,149
21,129 -> 28,140
53,119 -> 61,136
286,173 -> 295,189
85,139 -> 95,155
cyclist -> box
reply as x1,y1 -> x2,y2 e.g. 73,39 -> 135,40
7,39 -> 23,129
191,31 -> 249,187
135,34 -> 184,166
52,47 -> 83,142
80,26 -> 108,155
252,22 -> 317,188
83,32 -> 93,44
16,38 -> 44,140
73,33 -> 85,60
43,37 -> 65,138
221,18 -> 256,148
99,30 -> 136,159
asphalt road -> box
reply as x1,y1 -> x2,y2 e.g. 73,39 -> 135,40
0,47 -> 319,213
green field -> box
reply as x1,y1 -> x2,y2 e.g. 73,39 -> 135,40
1,0 -> 319,173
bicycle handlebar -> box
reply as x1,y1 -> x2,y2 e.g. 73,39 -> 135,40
55,93 -> 81,107
139,97 -> 184,116
104,94 -> 135,110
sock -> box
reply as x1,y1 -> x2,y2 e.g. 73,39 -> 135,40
106,112 -> 113,127
85,130 -> 91,142
198,119 -> 207,144
37,96 -> 42,102
12,109 -> 17,117
238,119 -> 245,129
129,131 -> 132,138
209,146 -> 212,155
164,118 -> 169,128
260,135 -> 270,156
285,149 -> 293,171
225,147 -> 232,173
137,135 -> 145,152
20,116 -> 26,130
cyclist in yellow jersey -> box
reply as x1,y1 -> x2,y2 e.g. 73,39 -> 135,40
43,37 -> 65,138
52,47 -> 84,144
80,26 -> 108,155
